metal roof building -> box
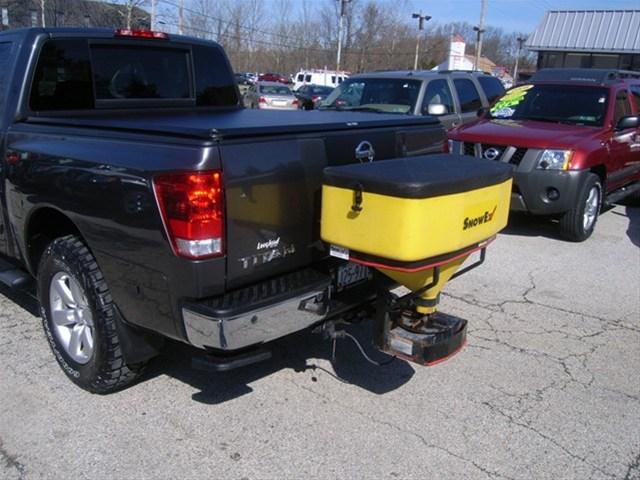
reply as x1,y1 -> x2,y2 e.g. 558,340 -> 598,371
526,10 -> 640,71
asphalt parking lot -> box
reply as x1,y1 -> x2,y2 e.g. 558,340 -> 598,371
1,202 -> 639,480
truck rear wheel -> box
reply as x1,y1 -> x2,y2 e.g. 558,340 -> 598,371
38,235 -> 146,393
559,173 -> 601,242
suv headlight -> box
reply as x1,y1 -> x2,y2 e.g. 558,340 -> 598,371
536,150 -> 572,170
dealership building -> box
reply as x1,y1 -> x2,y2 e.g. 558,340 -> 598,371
526,10 -> 640,71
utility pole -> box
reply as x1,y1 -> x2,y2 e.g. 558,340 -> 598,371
336,0 -> 351,72
512,36 -> 527,84
41,0 -> 46,27
178,0 -> 184,34
411,12 -> 431,70
473,0 -> 487,71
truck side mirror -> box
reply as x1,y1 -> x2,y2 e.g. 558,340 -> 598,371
615,115 -> 639,131
427,103 -> 447,116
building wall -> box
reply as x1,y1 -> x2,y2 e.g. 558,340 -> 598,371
0,0 -> 150,31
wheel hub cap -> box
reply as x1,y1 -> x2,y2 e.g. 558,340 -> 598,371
49,272 -> 94,364
583,186 -> 600,231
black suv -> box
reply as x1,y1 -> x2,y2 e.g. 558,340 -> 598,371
319,70 -> 505,129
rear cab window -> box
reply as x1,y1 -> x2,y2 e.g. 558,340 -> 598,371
453,78 -> 482,112
29,37 -> 239,112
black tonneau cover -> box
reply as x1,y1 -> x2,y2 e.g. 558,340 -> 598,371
25,109 -> 440,140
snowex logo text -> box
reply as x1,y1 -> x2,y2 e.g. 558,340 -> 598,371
463,206 -> 497,230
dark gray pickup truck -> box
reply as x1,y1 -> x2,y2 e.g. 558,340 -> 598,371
0,28 -> 446,392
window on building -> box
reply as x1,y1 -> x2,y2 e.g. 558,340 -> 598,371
592,54 -> 619,69
83,15 -> 91,27
631,55 -> 640,72
30,10 -> 38,27
1,8 -> 9,27
453,78 -> 482,112
565,53 -> 591,68
539,52 -> 564,69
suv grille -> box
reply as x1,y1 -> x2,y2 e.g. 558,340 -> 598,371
463,142 -> 475,156
510,148 -> 528,165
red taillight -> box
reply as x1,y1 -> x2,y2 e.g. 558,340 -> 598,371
292,99 -> 299,106
311,95 -> 320,102
258,96 -> 267,103
114,29 -> 169,40
153,171 -> 224,259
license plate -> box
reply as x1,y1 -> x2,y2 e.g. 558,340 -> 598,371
273,100 -> 287,106
336,262 -> 370,290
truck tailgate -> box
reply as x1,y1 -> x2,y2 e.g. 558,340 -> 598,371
222,124 -> 444,289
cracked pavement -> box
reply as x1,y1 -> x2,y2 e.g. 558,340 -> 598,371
0,204 -> 638,480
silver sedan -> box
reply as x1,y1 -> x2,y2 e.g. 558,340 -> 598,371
243,81 -> 298,110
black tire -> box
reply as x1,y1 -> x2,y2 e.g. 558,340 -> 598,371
38,235 -> 146,393
559,173 -> 602,242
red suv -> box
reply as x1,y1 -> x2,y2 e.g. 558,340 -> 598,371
448,69 -> 640,241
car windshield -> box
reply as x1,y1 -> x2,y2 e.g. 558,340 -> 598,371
320,78 -> 421,114
489,84 -> 609,126
260,85 -> 292,96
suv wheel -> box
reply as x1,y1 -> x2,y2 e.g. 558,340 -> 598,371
38,235 -> 146,393
559,173 -> 601,242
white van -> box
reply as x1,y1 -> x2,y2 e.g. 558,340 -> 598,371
293,69 -> 349,91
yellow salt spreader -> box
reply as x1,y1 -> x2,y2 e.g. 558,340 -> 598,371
321,154 -> 512,365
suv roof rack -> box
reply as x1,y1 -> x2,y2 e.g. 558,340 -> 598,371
531,68 -> 640,84
436,69 -> 492,75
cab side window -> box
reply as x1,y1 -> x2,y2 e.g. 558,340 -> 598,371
630,86 -> 640,111
421,79 -> 454,115
613,90 -> 632,127
453,78 -> 482,112
477,76 -> 505,104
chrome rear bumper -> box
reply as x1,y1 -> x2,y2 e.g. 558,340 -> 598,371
182,269 -> 331,350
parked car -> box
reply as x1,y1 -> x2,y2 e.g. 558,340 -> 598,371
258,72 -> 289,84
0,27 -> 450,393
293,69 -> 348,91
234,72 -> 254,86
243,81 -> 299,110
295,84 -> 334,110
319,70 -> 505,129
447,68 -> 640,241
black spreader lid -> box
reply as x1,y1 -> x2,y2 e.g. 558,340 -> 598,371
323,154 -> 513,199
